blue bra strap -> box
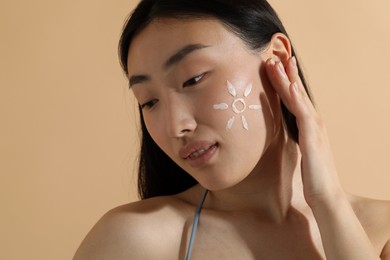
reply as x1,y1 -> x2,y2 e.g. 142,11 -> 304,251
185,189 -> 209,260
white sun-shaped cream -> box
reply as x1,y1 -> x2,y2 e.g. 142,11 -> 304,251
213,81 -> 262,130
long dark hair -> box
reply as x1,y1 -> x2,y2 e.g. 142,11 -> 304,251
119,0 -> 312,199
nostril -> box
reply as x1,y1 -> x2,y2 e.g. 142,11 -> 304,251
178,127 -> 194,137
174,119 -> 197,138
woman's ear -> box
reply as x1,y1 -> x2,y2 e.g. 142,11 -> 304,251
266,33 -> 292,63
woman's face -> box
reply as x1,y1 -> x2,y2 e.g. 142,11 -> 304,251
127,18 -> 279,191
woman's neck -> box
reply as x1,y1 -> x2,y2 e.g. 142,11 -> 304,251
200,130 -> 307,222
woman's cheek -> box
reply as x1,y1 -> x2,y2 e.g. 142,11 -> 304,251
201,80 -> 263,132
144,113 -> 165,146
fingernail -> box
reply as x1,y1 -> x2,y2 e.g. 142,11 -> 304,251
291,56 -> 297,68
269,58 -> 275,66
277,61 -> 287,78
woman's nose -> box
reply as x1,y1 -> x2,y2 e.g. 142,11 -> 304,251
164,96 -> 197,138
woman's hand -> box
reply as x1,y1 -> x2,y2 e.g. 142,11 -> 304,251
265,56 -> 380,259
265,56 -> 342,208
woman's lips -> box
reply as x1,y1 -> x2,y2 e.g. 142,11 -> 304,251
187,144 -> 214,159
179,141 -> 218,168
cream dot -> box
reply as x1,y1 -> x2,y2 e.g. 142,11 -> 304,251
232,98 -> 246,114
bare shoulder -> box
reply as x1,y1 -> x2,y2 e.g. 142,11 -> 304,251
348,194 -> 390,230
73,194 -> 196,260
347,193 -> 390,257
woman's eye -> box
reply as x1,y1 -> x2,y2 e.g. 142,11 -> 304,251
183,73 -> 206,87
140,99 -> 158,109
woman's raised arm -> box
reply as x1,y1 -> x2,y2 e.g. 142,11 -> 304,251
265,55 -> 381,259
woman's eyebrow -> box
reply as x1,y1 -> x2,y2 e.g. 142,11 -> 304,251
129,75 -> 150,88
163,43 -> 210,70
128,43 -> 209,88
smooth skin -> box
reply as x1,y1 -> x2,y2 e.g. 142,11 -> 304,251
74,19 -> 390,259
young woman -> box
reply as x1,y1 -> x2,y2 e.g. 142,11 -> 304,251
74,0 -> 390,259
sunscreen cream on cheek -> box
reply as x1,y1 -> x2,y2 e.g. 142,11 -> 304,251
213,80 -> 262,130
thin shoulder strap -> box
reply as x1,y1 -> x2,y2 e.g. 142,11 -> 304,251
185,189 -> 209,260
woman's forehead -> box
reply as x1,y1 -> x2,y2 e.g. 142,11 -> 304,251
126,18 -> 242,73
129,18 -> 233,54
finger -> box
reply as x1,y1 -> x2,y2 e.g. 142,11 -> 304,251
289,77 -> 330,151
265,58 -> 294,111
266,57 -> 322,139
266,57 -> 320,126
285,57 -> 316,115
285,57 -> 325,133
289,81 -> 311,123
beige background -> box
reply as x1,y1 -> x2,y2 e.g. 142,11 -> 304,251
1,0 -> 389,259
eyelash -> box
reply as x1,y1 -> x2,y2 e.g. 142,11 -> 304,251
140,73 -> 207,110
183,72 -> 207,87
140,99 -> 158,110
